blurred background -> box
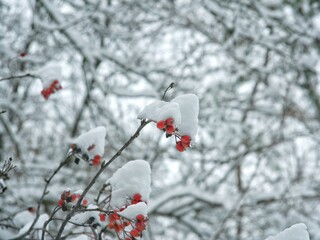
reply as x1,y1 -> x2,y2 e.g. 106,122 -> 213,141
1,0 -> 320,239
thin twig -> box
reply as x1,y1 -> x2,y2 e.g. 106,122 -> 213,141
10,156 -> 71,240
0,73 -> 37,82
161,82 -> 174,100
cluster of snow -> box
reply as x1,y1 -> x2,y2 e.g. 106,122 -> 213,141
15,214 -> 49,239
71,126 -> 106,161
138,94 -> 199,140
107,160 -> 151,208
265,223 -> 310,240
118,202 -> 148,219
137,101 -> 181,125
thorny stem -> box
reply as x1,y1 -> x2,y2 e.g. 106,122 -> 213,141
55,119 -> 151,239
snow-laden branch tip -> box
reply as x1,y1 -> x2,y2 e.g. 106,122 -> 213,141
264,223 -> 310,240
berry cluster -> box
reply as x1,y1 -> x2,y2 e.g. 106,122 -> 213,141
175,135 -> 191,152
41,79 -> 62,100
156,118 -> 192,152
156,118 -> 175,136
70,143 -> 101,166
99,193 -> 148,240
57,189 -> 88,211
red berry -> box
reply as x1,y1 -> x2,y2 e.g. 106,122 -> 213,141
91,155 -> 101,166
125,238 -> 131,240
19,52 -> 26,57
135,221 -> 146,231
181,135 -> 191,148
136,214 -> 144,221
71,194 -> 77,202
176,141 -> 185,152
132,193 -> 141,202
165,125 -> 175,134
99,213 -> 106,222
82,199 -> 88,206
130,229 -> 140,238
165,118 -> 174,126
57,199 -> 64,207
181,135 -> 191,143
156,120 -> 165,129
109,213 -> 120,222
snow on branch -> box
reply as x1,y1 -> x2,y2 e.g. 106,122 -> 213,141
265,223 -> 310,240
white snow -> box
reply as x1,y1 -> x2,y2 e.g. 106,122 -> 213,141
265,223 -> 310,240
137,100 -> 181,125
118,202 -> 148,219
72,126 -> 106,160
172,94 -> 199,141
13,209 -> 35,228
16,214 -> 49,238
138,94 -> 199,141
107,160 -> 151,208
71,204 -> 98,225
33,62 -> 62,87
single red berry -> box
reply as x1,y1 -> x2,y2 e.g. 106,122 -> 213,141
135,221 -> 146,231
19,52 -> 26,57
57,199 -> 64,207
181,135 -> 191,148
176,141 -> 185,152
109,213 -> 120,222
41,89 -> 51,100
82,199 -> 88,206
181,135 -> 191,143
99,213 -> 106,222
133,193 -> 141,202
71,194 -> 77,202
165,125 -> 175,134
92,155 -> 101,166
114,223 -> 123,233
130,229 -> 140,238
136,214 -> 144,221
156,120 -> 165,130
123,220 -> 130,227
165,118 -> 174,126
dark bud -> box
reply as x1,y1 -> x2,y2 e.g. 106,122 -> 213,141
66,196 -> 72,202
62,204 -> 68,211
92,223 -> 100,228
82,153 -> 89,161
74,147 -> 81,153
166,133 -> 172,138
75,158 -> 80,164
87,216 -> 95,225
